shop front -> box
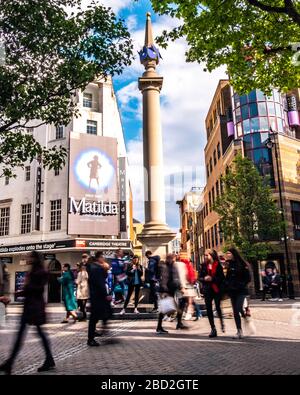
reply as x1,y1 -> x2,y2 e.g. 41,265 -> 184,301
0,238 -> 132,303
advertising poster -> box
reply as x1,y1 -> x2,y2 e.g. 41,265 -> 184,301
279,136 -> 300,184
15,271 -> 27,302
68,132 -> 119,236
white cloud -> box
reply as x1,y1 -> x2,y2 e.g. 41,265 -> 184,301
117,15 -> 227,229
126,15 -> 138,31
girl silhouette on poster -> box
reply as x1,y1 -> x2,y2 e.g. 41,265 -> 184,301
88,155 -> 102,189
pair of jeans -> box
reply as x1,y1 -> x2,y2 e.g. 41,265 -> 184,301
230,294 -> 246,331
124,284 -> 141,309
204,291 -> 223,330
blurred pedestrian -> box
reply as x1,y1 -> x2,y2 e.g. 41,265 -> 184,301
200,249 -> 225,338
76,263 -> 89,321
111,249 -> 128,304
145,251 -> 160,312
0,252 -> 55,375
59,264 -> 78,323
120,255 -> 143,315
225,247 -> 251,339
180,258 -> 197,321
156,254 -> 183,334
87,252 -> 112,346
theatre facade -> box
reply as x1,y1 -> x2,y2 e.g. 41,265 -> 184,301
0,78 -> 133,302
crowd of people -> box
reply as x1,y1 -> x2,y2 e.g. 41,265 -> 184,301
0,246 -> 281,375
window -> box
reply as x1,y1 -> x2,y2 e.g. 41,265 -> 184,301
220,177 -> 224,194
236,122 -> 243,137
205,203 -> 208,217
207,229 -> 211,248
243,119 -> 251,134
259,117 -> 269,132
219,222 -> 223,244
235,107 -> 241,123
256,90 -> 266,101
216,180 -> 219,197
5,176 -> 9,186
213,150 -> 217,165
217,100 -> 221,116
206,164 -> 209,179
217,142 -> 221,159
248,90 -> 256,103
212,187 -> 215,205
210,158 -> 213,173
249,103 -> 258,118
250,117 -> 259,132
241,105 -> 249,120
240,95 -> 248,106
214,224 -> 218,246
0,207 -> 10,236
56,125 -> 64,140
21,204 -> 32,234
27,127 -> 34,134
25,166 -> 31,181
258,102 -> 267,116
54,168 -> 60,176
50,200 -> 62,231
267,101 -> 276,116
83,92 -> 93,108
209,192 -> 212,212
291,201 -> 300,240
87,120 -> 97,135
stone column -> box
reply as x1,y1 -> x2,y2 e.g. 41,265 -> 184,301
137,13 -> 176,258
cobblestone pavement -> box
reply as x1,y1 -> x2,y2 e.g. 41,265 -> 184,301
0,300 -> 300,375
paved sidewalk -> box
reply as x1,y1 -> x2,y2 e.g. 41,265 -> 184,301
0,300 -> 300,375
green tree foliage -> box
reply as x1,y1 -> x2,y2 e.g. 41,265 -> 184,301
151,0 -> 300,94
0,0 -> 133,176
213,154 -> 283,262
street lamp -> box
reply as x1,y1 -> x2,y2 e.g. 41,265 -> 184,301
265,127 -> 295,299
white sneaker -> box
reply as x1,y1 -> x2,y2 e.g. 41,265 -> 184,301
134,308 -> 139,314
278,298 -> 283,302
232,329 -> 243,339
184,313 -> 193,321
120,309 -> 125,315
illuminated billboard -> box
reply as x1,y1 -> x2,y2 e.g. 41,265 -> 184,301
68,132 -> 119,236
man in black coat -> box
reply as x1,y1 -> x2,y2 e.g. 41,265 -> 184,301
87,252 -> 112,346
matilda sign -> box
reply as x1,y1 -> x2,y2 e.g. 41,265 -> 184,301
68,133 -> 119,236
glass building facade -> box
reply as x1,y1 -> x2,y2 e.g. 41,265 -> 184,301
231,89 -> 290,186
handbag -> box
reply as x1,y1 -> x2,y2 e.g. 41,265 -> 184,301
158,295 -> 177,315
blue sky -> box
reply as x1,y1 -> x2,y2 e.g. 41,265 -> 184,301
94,0 -> 227,230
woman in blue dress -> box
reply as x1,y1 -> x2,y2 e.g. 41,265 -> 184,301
59,264 -> 78,323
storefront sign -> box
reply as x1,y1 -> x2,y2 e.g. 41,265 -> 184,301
85,240 -> 132,249
68,133 -> 119,236
15,272 -> 27,302
119,157 -> 127,232
0,240 -> 74,254
35,166 -> 42,230
0,239 -> 132,254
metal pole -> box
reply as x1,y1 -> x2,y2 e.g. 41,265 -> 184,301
271,130 -> 294,299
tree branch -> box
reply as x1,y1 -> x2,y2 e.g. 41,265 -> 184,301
247,0 -> 300,25
285,0 -> 300,25
247,0 -> 287,13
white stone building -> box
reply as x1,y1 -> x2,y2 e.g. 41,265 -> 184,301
0,78 -> 133,302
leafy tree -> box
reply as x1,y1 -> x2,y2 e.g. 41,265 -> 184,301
0,0 -> 133,176
151,0 -> 300,94
213,154 -> 283,287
